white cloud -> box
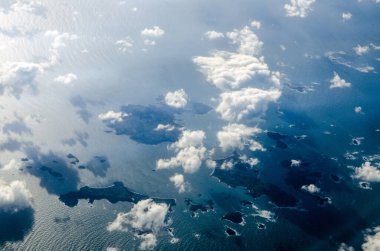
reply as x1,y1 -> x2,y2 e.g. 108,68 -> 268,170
216,87 -> 281,121
342,12 -> 352,21
301,184 -> 320,194
107,199 -> 170,250
3,159 -> 23,170
217,123 -> 263,152
353,44 -> 370,56
10,0 -> 45,16
193,51 -> 270,89
164,89 -> 188,108
194,26 -> 279,90
106,248 -> 119,251
220,159 -> 235,170
173,130 -> 205,149
226,26 -> 263,56
325,51 -> 375,73
154,124 -> 176,132
44,30 -> 78,66
352,162 -> 380,182
54,73 -> 77,85
239,155 -> 260,167
144,39 -> 156,46
141,26 -> 165,37
156,130 -> 208,173
250,20 -> 261,29
284,0 -> 315,18
253,209 -> 276,222
204,31 -> 224,40
139,233 -> 157,250
169,173 -> 187,193
206,159 -> 217,169
0,61 -> 42,99
291,159 -> 302,167
44,30 -> 78,49
355,106 -> 362,113
98,110 -> 128,123
330,72 -> 351,88
356,66 -> 375,73
116,37 -> 134,52
338,243 -> 354,251
371,43 -> 380,50
157,145 -> 207,173
0,180 -> 33,213
170,237 -> 180,244
362,227 -> 380,251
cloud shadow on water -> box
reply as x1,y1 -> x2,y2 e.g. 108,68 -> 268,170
102,104 -> 182,145
23,150 -> 80,195
0,208 -> 34,246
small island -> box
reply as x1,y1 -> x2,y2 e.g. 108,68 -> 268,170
222,211 -> 244,224
59,182 -> 176,208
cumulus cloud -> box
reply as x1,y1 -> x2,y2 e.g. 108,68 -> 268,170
356,66 -> 375,73
164,89 -> 188,108
54,73 -> 77,85
0,61 -> 42,98
217,123 -> 263,152
156,130 -> 208,173
221,159 -> 234,170
43,30 -> 78,66
116,37 -> 134,52
193,26 -> 280,90
0,180 -> 33,213
107,199 -> 170,250
143,39 -> 156,46
45,30 -> 78,49
169,173 -> 187,193
154,124 -> 176,132
250,20 -> 261,29
139,233 -> 157,250
362,227 -> 380,251
216,87 -> 281,121
252,209 -> 276,222
290,159 -> 302,167
239,154 -> 260,167
338,243 -> 354,251
193,51 -> 270,89
141,26 -> 165,37
353,44 -> 370,56
284,0 -> 315,18
1,0 -> 46,16
342,12 -> 352,21
3,159 -> 23,170
226,26 -> 263,55
204,31 -> 224,40
301,184 -> 320,194
352,162 -> 380,182
355,106 -> 363,113
98,110 -> 128,123
329,72 -> 351,88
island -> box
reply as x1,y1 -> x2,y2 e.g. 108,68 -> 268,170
59,182 -> 176,208
212,154 -> 298,207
